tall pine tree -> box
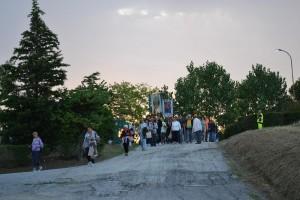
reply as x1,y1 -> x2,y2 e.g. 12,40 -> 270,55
0,0 -> 68,145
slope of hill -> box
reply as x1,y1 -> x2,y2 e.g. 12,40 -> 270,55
222,123 -> 300,200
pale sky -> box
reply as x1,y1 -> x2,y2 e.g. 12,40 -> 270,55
1,0 -> 299,90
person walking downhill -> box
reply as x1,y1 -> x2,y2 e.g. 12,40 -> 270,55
31,131 -> 44,172
208,119 -> 217,142
157,116 -> 163,145
120,125 -> 131,156
171,115 -> 181,143
192,114 -> 203,144
201,117 -> 206,142
186,114 -> 193,143
161,120 -> 167,144
139,119 -> 148,151
82,127 -> 100,166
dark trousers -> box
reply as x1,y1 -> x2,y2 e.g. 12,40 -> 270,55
85,147 -> 95,163
151,134 -> 157,146
123,142 -> 129,153
32,151 -> 41,169
172,131 -> 179,143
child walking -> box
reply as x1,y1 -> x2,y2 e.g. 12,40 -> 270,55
31,131 -> 44,171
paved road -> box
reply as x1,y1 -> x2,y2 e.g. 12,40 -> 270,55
0,143 -> 264,200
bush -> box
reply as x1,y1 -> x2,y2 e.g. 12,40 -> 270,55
0,145 -> 51,168
223,112 -> 300,139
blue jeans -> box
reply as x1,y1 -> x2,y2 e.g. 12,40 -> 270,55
195,130 -> 203,143
141,138 -> 147,150
209,132 -> 216,142
186,128 -> 193,143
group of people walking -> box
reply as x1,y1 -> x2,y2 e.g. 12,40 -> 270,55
135,114 -> 219,152
29,114 -> 219,170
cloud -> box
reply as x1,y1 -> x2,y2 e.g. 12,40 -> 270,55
140,9 -> 149,16
117,8 -> 134,16
176,12 -> 184,16
160,11 -> 168,17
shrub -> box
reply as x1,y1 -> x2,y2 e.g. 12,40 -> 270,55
223,112 -> 300,139
0,145 -> 51,168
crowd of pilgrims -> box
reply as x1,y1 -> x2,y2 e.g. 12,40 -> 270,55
120,114 -> 219,155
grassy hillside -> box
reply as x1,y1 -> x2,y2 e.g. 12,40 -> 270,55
222,123 -> 300,200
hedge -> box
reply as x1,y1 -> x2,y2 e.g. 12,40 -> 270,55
223,112 -> 300,139
0,145 -> 51,168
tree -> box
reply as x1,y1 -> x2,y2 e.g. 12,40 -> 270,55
237,64 -> 288,115
289,78 -> 300,101
175,61 -> 237,125
0,0 -> 68,145
56,73 -> 114,158
110,82 -> 157,122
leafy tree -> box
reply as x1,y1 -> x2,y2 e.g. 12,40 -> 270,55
237,64 -> 288,115
110,82 -> 156,122
0,0 -> 68,145
56,73 -> 114,158
289,78 -> 300,101
175,61 -> 237,125
159,85 -> 173,100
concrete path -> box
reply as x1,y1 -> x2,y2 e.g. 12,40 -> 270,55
0,143 -> 264,200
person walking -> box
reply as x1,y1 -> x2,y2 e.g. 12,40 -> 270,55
82,127 -> 100,165
208,119 -> 217,142
192,114 -> 203,144
120,125 -> 131,156
186,114 -> 193,143
171,115 -> 181,143
31,131 -> 44,171
157,116 -> 163,145
139,119 -> 148,151
161,120 -> 167,144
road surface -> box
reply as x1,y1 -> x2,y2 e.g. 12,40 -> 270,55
0,143 -> 264,200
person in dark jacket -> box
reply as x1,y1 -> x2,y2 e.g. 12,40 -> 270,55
208,119 -> 217,142
120,125 -> 131,156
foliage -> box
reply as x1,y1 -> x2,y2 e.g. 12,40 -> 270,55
110,82 -> 157,122
223,112 -> 300,139
237,64 -> 288,115
56,72 -> 115,158
289,78 -> 300,101
0,0 -> 68,145
175,61 -> 237,125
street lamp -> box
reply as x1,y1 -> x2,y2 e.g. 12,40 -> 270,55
277,48 -> 295,99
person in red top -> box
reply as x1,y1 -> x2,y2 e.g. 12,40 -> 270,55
120,125 -> 131,156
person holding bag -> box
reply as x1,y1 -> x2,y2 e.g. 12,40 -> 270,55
82,127 -> 100,166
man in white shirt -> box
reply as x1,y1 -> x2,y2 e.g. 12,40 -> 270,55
192,115 -> 203,144
171,116 -> 181,143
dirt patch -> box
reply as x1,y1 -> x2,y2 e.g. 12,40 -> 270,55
221,123 -> 300,200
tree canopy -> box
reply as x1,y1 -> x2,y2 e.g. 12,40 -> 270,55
175,61 -> 237,125
237,64 -> 288,115
0,0 -> 68,145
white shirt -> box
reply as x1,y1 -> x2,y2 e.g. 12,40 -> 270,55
192,118 -> 203,133
171,120 -> 181,131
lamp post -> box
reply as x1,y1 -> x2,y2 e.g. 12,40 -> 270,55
277,48 -> 295,99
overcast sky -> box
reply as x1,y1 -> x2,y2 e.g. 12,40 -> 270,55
1,0 -> 299,90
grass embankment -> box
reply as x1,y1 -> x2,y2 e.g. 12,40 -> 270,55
0,143 -> 128,174
221,123 -> 300,200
